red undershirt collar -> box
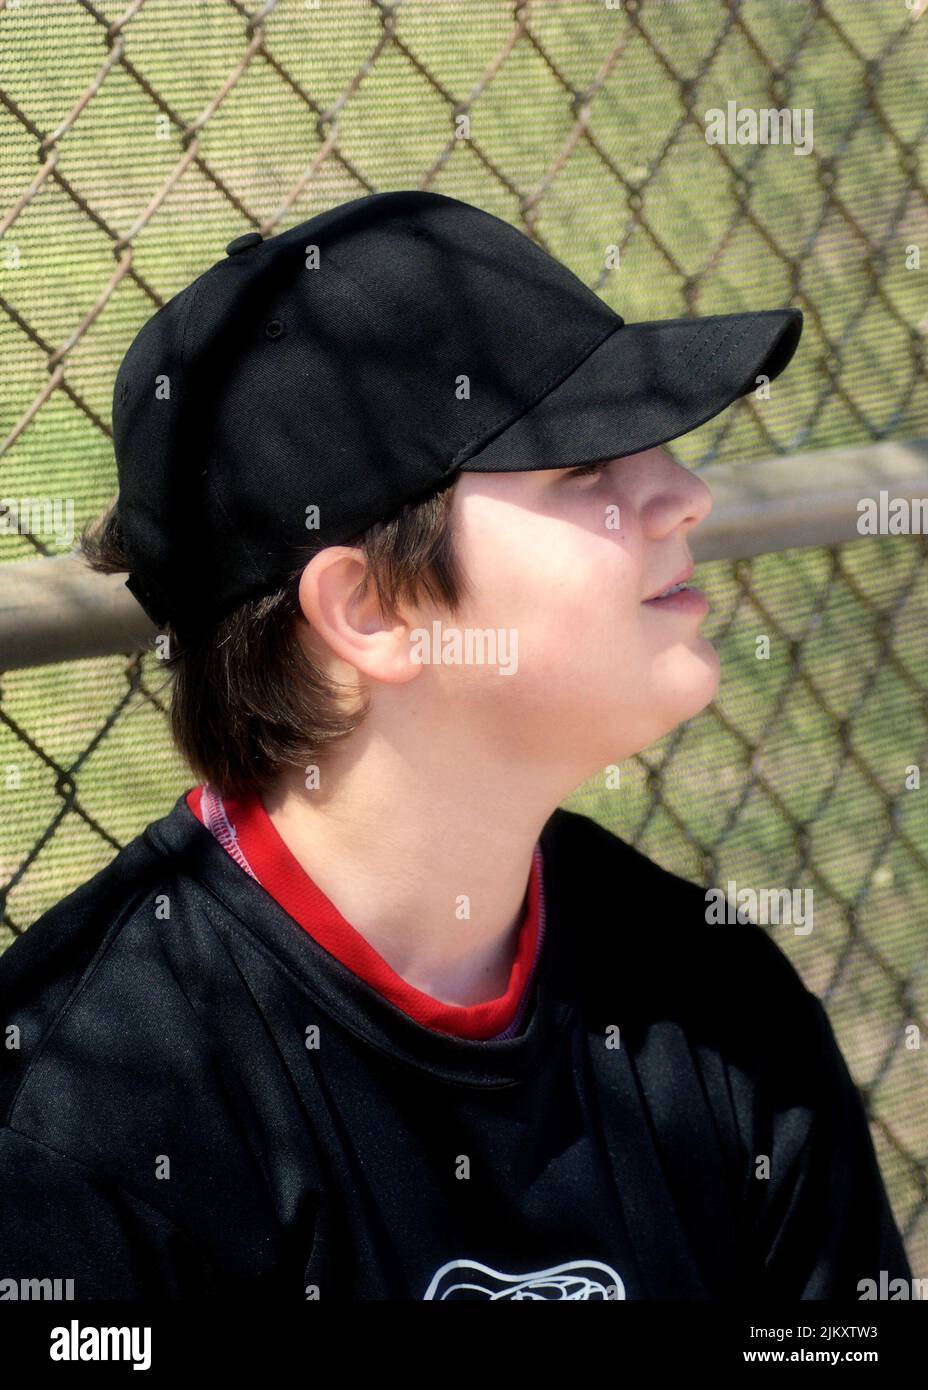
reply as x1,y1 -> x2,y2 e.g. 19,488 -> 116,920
185,784 -> 546,1041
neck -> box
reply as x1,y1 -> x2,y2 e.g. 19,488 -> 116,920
262,734 -> 561,1008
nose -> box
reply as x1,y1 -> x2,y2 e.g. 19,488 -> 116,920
638,447 -> 713,539
678,464 -> 713,534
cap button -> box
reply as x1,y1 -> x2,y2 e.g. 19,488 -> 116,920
225,232 -> 264,256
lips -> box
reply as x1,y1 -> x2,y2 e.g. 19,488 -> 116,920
643,562 -> 695,602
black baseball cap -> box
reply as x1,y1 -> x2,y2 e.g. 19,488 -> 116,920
111,189 -> 803,635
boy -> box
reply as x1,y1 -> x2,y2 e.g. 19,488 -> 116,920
0,190 -> 912,1300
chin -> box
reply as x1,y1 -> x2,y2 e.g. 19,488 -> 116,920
658,658 -> 721,728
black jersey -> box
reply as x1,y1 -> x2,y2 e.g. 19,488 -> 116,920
0,793 -> 911,1300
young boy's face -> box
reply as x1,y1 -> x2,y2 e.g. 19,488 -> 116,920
440,445 -> 720,775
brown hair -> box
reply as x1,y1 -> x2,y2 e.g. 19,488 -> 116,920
80,478 -> 469,800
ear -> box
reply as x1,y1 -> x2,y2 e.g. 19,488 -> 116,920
296,547 -> 422,685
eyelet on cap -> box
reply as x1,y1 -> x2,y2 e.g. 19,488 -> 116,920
264,318 -> 285,340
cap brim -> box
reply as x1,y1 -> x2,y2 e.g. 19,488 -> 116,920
459,307 -> 803,473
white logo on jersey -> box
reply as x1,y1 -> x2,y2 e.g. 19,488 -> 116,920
422,1257 -> 625,1300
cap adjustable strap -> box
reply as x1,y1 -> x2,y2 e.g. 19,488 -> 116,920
124,572 -> 169,628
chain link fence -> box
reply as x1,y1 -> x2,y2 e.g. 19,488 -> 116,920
1,0 -> 926,1279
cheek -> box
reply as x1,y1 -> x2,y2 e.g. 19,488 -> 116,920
531,535 -> 642,643
494,545 -> 643,692
449,498 -> 645,682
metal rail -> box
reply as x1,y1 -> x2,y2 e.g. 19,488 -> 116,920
1,436 -> 926,671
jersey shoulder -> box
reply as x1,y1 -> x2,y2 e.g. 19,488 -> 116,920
0,799 -> 216,1128
541,805 -> 817,1037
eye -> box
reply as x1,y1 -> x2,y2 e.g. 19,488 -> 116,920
569,460 -> 611,480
